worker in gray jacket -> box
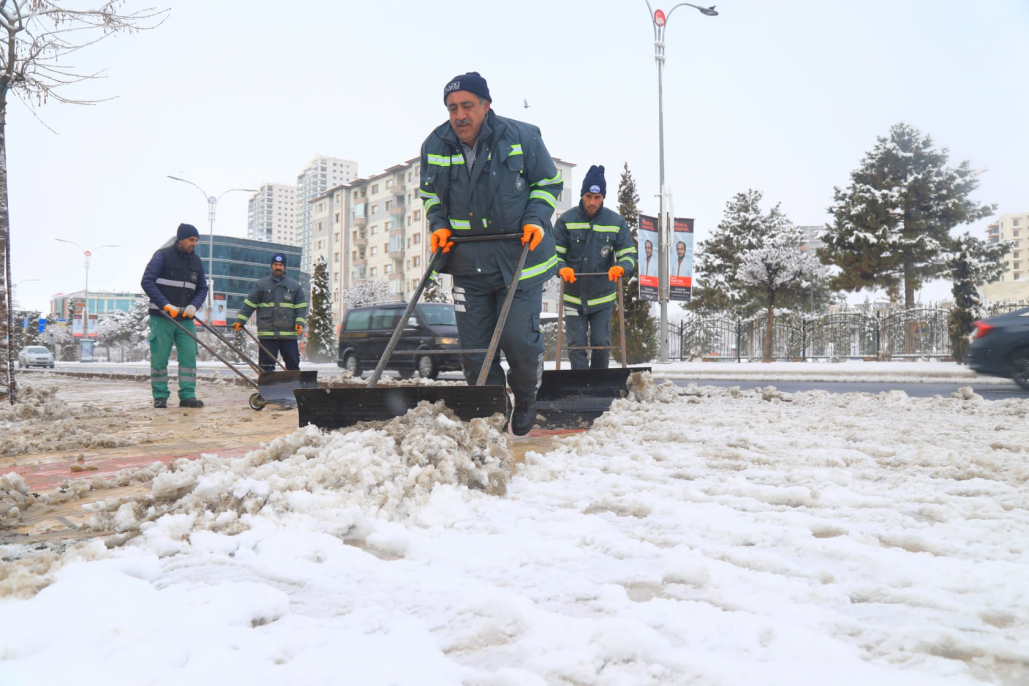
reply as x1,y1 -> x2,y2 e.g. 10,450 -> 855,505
420,71 -> 563,435
554,165 -> 637,369
233,253 -> 307,372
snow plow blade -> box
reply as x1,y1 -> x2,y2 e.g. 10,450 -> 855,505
533,367 -> 650,429
294,386 -> 510,431
258,370 -> 319,405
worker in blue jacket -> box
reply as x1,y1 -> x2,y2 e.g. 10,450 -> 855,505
554,165 -> 637,369
420,71 -> 563,435
140,223 -> 209,408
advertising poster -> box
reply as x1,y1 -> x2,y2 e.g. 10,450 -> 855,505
637,213 -> 659,302
72,314 -> 83,338
669,217 -> 694,302
87,314 -> 98,338
213,293 -> 227,327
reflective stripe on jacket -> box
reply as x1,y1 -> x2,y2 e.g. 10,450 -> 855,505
419,109 -> 563,288
554,204 -> 637,313
141,245 -> 208,313
235,275 -> 307,338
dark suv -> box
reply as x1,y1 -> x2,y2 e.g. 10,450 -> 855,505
337,302 -> 463,380
967,307 -> 1029,390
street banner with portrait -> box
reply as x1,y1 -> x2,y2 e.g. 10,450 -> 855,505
201,293 -> 228,327
668,217 -> 694,302
637,213 -> 659,302
87,314 -> 98,338
72,314 -> 83,338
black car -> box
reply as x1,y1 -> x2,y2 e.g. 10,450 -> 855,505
337,302 -> 463,380
967,307 -> 1029,390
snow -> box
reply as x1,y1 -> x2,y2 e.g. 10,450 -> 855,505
2,374 -> 1028,684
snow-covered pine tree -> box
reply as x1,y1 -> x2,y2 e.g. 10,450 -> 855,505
96,309 -> 131,362
11,310 -> 41,352
306,257 -> 335,362
946,232 -> 1009,363
690,190 -> 800,318
611,162 -> 657,364
739,233 -> 823,362
820,123 -> 995,311
343,280 -> 394,309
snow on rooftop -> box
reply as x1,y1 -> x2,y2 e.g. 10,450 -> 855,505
1,374 -> 1028,684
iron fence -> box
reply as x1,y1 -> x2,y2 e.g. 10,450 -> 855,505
671,308 -> 957,361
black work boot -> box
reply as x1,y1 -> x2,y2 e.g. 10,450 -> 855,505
179,398 -> 205,408
510,399 -> 535,436
153,398 -> 168,409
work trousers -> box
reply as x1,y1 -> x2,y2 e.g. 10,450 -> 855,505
452,274 -> 544,402
148,315 -> 198,400
565,306 -> 613,370
257,338 -> 300,373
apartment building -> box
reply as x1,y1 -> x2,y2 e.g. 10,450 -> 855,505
981,211 -> 1029,302
309,156 -> 576,328
246,183 -> 296,244
296,155 -> 358,273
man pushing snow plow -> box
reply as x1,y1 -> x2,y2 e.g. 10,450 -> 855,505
296,71 -> 646,434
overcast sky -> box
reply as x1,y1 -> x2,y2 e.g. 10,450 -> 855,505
8,0 -> 1028,315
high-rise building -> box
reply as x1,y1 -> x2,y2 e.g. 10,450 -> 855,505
797,225 -> 825,253
247,183 -> 297,244
981,211 -> 1029,302
296,155 -> 358,273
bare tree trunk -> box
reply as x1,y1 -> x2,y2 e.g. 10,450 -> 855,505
904,263 -> 915,356
0,94 -> 15,404
763,292 -> 775,363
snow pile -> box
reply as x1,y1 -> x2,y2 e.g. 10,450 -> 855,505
0,382 -> 138,456
2,385 -> 1029,683
2,401 -> 511,597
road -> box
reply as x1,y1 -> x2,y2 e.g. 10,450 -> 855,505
659,377 -> 1028,401
19,364 -> 1028,401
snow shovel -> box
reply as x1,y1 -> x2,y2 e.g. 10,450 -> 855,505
294,233 -> 527,430
193,316 -> 319,410
533,273 -> 651,428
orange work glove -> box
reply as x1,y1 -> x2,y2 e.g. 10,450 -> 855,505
163,304 -> 179,318
559,267 -> 576,283
430,228 -> 454,254
521,224 -> 543,251
232,322 -> 243,331
608,265 -> 625,282
295,324 -> 304,336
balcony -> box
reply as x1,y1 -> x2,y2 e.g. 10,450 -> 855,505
353,233 -> 368,248
387,183 -> 406,196
388,271 -> 405,282
352,255 -> 367,267
389,248 -> 405,260
389,202 -> 406,216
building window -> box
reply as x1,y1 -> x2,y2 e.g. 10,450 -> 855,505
413,256 -> 420,268
371,225 -> 378,236
386,179 -> 393,189
413,233 -> 421,244
1014,219 -> 1021,227
371,204 -> 379,215
372,184 -> 379,194
385,200 -> 393,211
1014,230 -> 1020,238
413,210 -> 421,221
370,267 -> 377,277
371,247 -> 378,256
384,264 -> 392,274
407,237 -> 411,248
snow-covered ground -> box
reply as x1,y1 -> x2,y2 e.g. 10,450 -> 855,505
2,375 -> 1027,685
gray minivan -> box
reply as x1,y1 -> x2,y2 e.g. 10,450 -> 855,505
337,302 -> 462,380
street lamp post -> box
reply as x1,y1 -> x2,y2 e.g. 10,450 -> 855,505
12,278 -> 38,309
645,1 -> 717,363
167,176 -> 256,320
55,239 -> 118,361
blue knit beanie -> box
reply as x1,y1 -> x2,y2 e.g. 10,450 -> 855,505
443,72 -> 491,103
176,223 -> 200,241
581,165 -> 606,197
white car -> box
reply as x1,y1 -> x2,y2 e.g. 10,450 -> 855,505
17,345 -> 55,369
